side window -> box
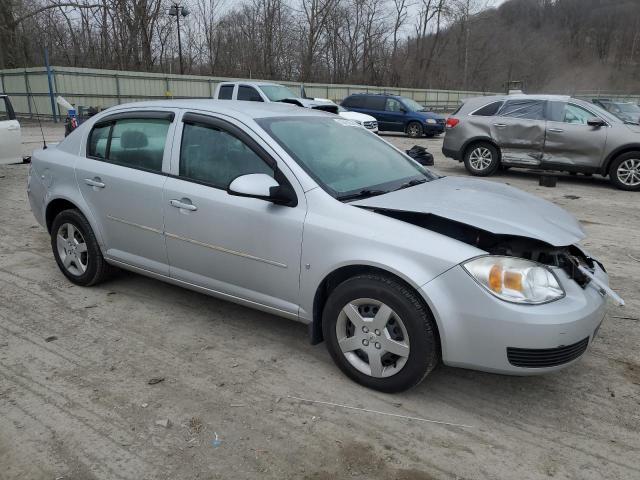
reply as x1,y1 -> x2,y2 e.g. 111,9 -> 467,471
365,96 -> 386,111
563,104 -> 594,125
385,98 -> 403,112
179,122 -> 273,189
87,117 -> 170,173
218,85 -> 234,100
343,96 -> 364,108
471,101 -> 503,116
237,86 -> 263,102
498,100 -> 545,120
87,123 -> 111,159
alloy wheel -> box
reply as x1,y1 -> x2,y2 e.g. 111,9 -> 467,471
56,223 -> 89,276
335,298 -> 410,378
469,147 -> 493,171
407,123 -> 421,137
617,158 -> 640,186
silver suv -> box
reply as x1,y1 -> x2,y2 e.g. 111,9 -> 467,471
28,100 -> 614,392
442,94 -> 640,191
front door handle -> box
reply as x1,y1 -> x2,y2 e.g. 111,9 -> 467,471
548,128 -> 564,133
84,177 -> 105,188
493,123 -> 507,128
170,198 -> 197,211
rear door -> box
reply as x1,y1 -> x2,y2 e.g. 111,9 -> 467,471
363,96 -> 389,129
76,111 -> 176,274
0,96 -> 21,165
492,99 -> 547,166
543,101 -> 608,171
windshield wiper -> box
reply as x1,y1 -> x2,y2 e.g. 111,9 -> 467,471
393,178 -> 427,191
337,189 -> 388,201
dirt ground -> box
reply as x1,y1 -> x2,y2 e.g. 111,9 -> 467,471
1,121 -> 639,480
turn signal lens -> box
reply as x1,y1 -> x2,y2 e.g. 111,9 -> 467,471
462,256 -> 564,304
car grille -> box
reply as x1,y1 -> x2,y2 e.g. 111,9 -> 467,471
363,121 -> 377,129
506,337 -> 589,368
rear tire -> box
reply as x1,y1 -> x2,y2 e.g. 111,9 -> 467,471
51,209 -> 113,286
609,152 -> 640,191
322,274 -> 439,392
464,142 -> 500,176
406,121 -> 423,138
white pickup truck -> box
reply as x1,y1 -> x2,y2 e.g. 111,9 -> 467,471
0,95 -> 22,165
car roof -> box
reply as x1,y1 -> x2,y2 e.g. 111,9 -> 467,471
219,81 -> 283,87
99,99 -> 331,120
348,92 -> 403,98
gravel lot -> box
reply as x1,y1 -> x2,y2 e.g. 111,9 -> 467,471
1,121 -> 639,480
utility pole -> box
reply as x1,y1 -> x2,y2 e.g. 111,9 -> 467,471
168,3 -> 190,75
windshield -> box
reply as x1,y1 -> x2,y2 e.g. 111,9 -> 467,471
257,117 -> 436,199
615,103 -> 640,114
259,85 -> 298,102
400,97 -> 427,112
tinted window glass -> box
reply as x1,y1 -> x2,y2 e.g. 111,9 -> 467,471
258,117 -> 434,197
218,85 -> 233,100
385,98 -> 403,112
0,97 -> 12,121
87,123 -> 111,159
108,119 -> 170,172
237,86 -> 263,102
180,123 -> 272,188
364,96 -> 386,111
342,96 -> 365,108
499,100 -> 545,120
472,101 -> 503,116
563,104 -> 594,124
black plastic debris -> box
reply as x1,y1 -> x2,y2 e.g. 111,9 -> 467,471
405,145 -> 434,166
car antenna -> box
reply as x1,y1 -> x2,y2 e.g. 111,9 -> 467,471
24,69 -> 47,149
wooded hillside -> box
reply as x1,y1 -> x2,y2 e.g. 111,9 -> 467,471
1,0 -> 639,93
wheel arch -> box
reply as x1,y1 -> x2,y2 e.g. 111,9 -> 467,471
461,136 -> 501,160
45,196 -> 105,249
309,264 -> 442,356
602,144 -> 640,175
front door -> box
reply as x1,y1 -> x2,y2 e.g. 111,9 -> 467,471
543,102 -> 608,170
492,99 -> 547,166
163,112 -> 305,315
381,98 -> 407,132
76,111 -> 175,274
0,96 -> 21,165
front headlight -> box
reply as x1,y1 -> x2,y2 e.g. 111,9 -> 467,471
425,118 -> 437,124
462,256 -> 565,304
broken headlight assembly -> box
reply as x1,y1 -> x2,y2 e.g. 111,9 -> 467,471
462,256 -> 565,305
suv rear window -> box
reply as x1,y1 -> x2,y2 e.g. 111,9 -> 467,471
342,96 -> 366,108
498,100 -> 546,120
364,96 -> 386,110
471,101 -> 503,116
218,85 -> 233,100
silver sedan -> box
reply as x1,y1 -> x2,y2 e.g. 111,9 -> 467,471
28,100 -> 614,391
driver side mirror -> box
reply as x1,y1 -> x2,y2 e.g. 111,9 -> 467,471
587,117 -> 607,127
399,107 -> 407,114
228,173 -> 296,206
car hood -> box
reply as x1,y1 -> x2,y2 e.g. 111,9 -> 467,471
414,111 -> 444,120
280,97 -> 339,113
339,111 -> 377,123
351,176 -> 585,247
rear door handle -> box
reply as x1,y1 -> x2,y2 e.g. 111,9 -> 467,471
548,128 -> 564,133
493,123 -> 507,128
170,198 -> 197,211
84,177 -> 105,188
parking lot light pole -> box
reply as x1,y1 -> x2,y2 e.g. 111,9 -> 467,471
168,3 -> 190,75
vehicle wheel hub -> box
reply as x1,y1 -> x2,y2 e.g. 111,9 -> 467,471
335,298 -> 410,378
618,158 -> 640,186
56,223 -> 89,276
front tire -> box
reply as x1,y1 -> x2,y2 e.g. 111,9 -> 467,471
51,209 -> 113,286
463,142 -> 500,176
406,121 -> 423,138
609,152 -> 640,191
322,274 -> 439,392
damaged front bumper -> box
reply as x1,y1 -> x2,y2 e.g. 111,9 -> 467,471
421,261 -> 609,375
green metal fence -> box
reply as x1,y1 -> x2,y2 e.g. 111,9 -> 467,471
0,66 -> 500,120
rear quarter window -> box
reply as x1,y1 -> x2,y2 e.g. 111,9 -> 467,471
342,96 -> 365,108
218,85 -> 234,100
471,101 -> 503,116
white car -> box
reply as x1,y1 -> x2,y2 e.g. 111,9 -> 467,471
313,98 -> 379,134
0,95 -> 22,165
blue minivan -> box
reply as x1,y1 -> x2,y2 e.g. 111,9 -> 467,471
341,93 -> 445,138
